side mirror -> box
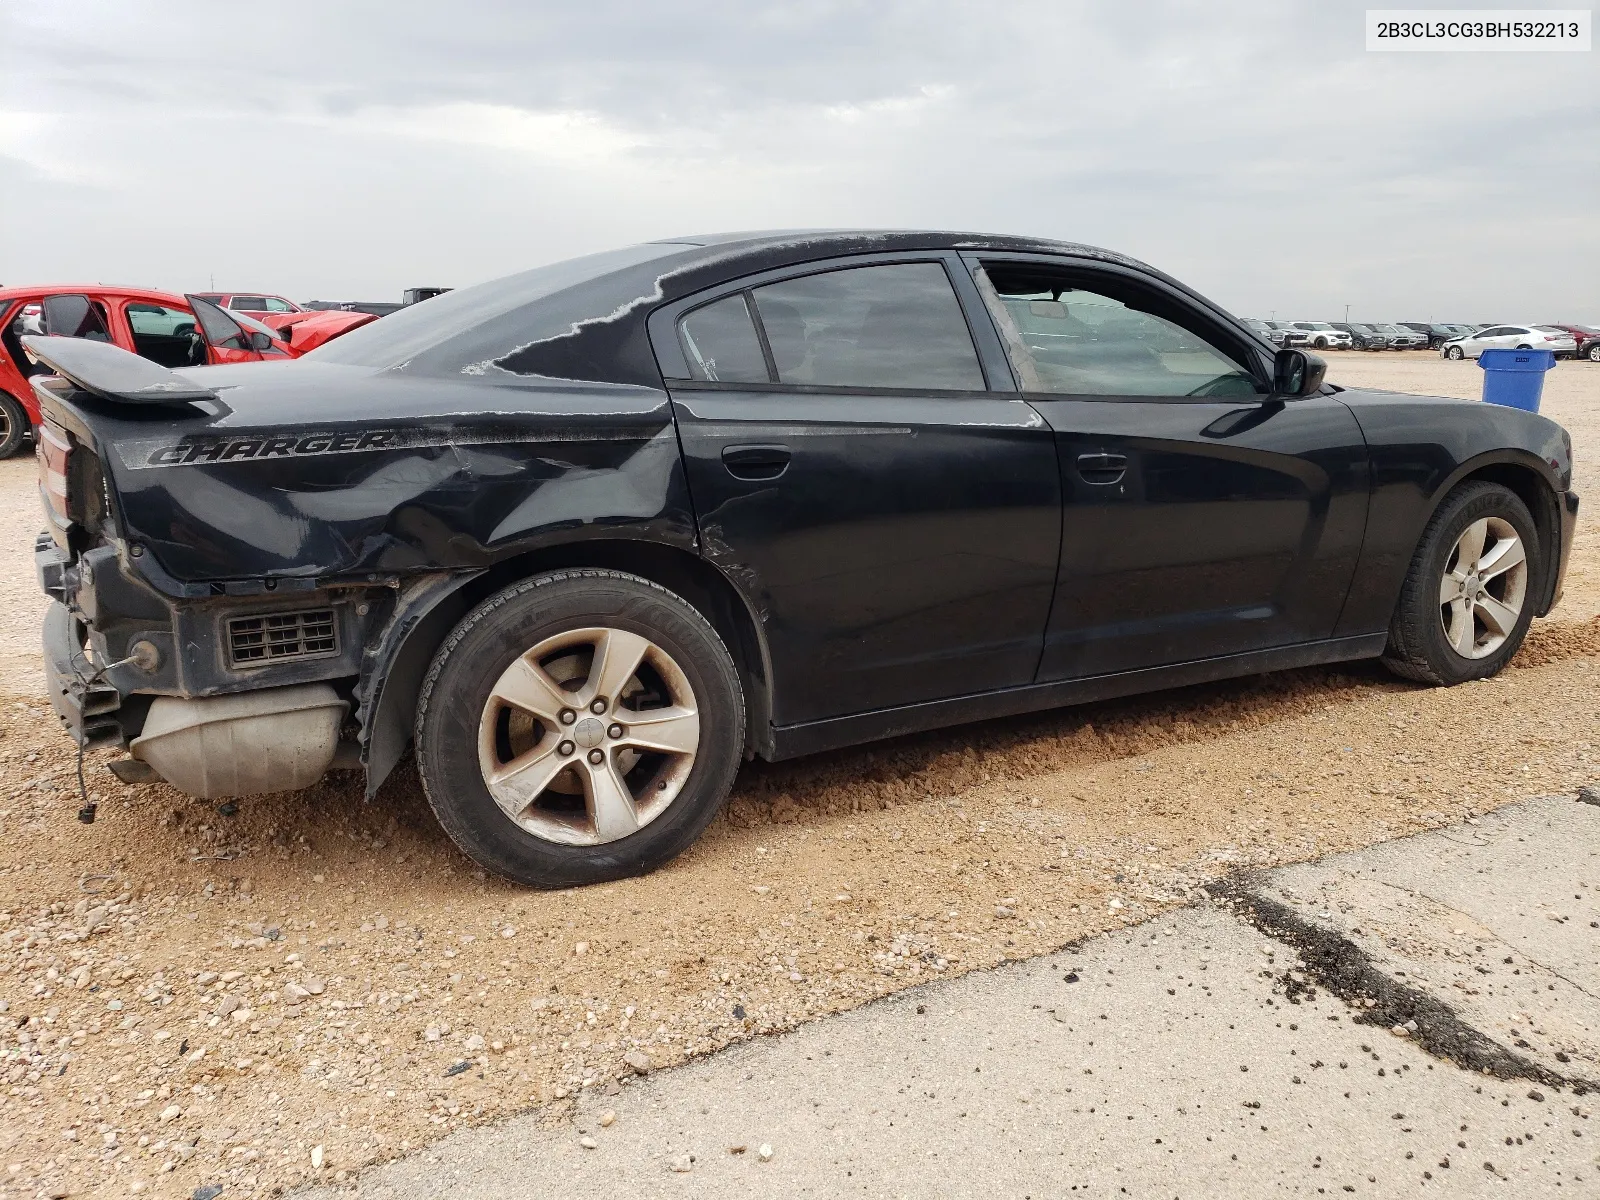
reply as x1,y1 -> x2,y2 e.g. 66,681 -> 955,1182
1273,348 -> 1327,396
248,330 -> 276,352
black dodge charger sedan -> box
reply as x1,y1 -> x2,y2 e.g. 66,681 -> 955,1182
27,230 -> 1577,887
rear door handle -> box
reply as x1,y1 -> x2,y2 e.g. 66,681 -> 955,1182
721,443 -> 791,480
1075,452 -> 1127,484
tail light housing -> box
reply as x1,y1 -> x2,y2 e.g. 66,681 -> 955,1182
37,423 -> 73,545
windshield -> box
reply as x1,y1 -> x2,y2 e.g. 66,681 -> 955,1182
306,242 -> 685,371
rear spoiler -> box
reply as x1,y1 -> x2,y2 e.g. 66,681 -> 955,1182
20,335 -> 218,406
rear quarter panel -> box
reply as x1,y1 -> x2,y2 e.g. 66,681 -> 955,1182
77,363 -> 699,583
1333,388 -> 1571,635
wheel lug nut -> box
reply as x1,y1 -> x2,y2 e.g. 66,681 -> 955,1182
589,698 -> 607,715
587,749 -> 604,765
559,709 -> 577,726
608,723 -> 624,739
558,740 -> 576,757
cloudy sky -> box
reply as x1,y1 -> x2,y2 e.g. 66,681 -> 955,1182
2,0 -> 1595,320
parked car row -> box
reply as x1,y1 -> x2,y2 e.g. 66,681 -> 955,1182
1244,318 -> 1599,361
1245,320 -> 1431,351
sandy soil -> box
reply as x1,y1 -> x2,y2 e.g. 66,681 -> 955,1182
2,354 -> 1597,1198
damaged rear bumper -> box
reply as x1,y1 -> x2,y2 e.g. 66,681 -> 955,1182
42,599 -> 124,748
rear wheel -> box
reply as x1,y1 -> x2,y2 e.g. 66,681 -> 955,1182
0,394 -> 27,459
1589,344 -> 1600,363
1381,482 -> 1539,685
415,569 -> 745,887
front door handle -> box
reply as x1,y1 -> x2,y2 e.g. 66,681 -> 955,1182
722,443 -> 791,481
1076,451 -> 1127,485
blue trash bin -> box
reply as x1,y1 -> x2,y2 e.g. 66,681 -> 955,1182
1478,348 -> 1555,413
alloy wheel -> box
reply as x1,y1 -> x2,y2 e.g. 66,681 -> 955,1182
1438,517 -> 1528,660
476,627 -> 701,845
1588,344 -> 1600,362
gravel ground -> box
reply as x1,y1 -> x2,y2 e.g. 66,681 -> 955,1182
1,354 -> 1597,1198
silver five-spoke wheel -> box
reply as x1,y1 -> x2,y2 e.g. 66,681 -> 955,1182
1438,516 -> 1527,660
478,627 -> 701,846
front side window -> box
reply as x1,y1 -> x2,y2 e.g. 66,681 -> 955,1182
679,294 -> 769,383
750,262 -> 984,391
979,266 -> 1259,398
264,297 -> 297,312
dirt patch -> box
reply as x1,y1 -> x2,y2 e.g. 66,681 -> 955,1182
2,355 -> 1598,1197
1217,881 -> 1590,1093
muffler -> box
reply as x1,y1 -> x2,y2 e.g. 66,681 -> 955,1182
129,683 -> 346,798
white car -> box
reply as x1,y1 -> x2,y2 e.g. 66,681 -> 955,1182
1441,324 -> 1577,359
1286,322 -> 1353,349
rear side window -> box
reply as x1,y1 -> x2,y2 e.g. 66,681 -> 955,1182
231,296 -> 268,311
750,262 -> 984,391
679,294 -> 769,383
41,294 -> 112,341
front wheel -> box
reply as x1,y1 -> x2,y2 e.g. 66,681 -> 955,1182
1445,345 -> 1465,360
0,394 -> 28,459
1312,336 -> 1329,349
415,569 -> 745,887
1381,482 -> 1539,686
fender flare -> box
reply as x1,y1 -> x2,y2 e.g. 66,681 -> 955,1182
357,570 -> 486,798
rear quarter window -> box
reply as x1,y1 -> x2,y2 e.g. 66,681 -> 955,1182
749,262 -> 984,391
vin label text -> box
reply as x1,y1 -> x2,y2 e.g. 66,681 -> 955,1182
1367,9 -> 1591,50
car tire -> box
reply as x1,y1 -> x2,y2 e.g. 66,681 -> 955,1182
1589,344 -> 1600,362
1381,482 -> 1540,687
415,569 -> 746,888
0,393 -> 28,459
1516,344 -> 1531,350
1446,346 -> 1464,360
1312,336 -> 1328,349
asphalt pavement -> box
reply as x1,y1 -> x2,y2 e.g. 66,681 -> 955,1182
305,793 -> 1599,1199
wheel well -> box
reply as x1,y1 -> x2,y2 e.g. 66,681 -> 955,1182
1456,461 -> 1560,611
430,541 -> 772,759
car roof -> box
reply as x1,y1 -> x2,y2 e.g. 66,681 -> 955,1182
0,284 -> 190,306
307,229 -> 1185,388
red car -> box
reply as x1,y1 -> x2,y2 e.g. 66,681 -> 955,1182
247,307 -> 379,352
191,291 -> 378,352
1543,323 -> 1600,362
0,286 -> 293,458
